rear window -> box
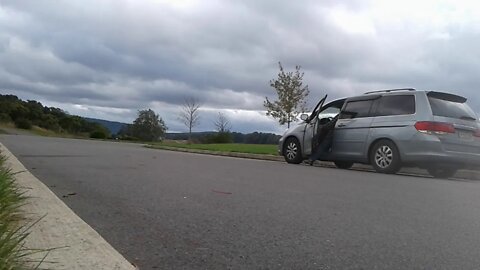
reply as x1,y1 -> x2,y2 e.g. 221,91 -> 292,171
340,100 -> 374,119
428,96 -> 477,121
376,95 -> 415,116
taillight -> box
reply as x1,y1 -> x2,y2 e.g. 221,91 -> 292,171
475,130 -> 480,137
415,121 -> 456,134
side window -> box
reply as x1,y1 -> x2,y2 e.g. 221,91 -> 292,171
376,95 -> 415,116
340,100 -> 374,119
317,107 -> 340,121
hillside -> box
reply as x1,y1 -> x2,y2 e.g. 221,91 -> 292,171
84,118 -> 127,135
0,94 -> 110,138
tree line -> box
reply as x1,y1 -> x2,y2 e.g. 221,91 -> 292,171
118,98 -> 235,143
164,131 -> 280,145
0,94 -> 110,138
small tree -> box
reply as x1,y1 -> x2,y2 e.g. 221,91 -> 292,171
132,109 -> 167,141
179,97 -> 201,141
264,62 -> 310,128
214,112 -> 231,133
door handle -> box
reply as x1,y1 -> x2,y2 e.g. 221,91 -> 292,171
337,123 -> 346,128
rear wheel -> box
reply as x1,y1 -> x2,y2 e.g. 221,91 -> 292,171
427,167 -> 457,179
283,137 -> 303,164
334,161 -> 354,169
370,140 -> 402,174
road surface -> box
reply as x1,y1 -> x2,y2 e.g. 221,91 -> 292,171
1,134 -> 480,269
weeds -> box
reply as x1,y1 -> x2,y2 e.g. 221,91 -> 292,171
0,155 -> 42,270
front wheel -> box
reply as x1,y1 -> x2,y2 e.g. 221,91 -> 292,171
427,167 -> 457,179
370,140 -> 402,174
334,161 -> 354,169
283,137 -> 303,164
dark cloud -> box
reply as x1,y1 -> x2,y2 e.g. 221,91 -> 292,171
1,0 -> 479,134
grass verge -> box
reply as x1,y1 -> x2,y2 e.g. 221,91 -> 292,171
0,154 -> 42,269
150,142 -> 278,155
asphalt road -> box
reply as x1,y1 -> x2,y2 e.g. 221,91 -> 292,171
2,135 -> 480,270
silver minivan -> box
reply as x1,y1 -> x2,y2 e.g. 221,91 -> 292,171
278,88 -> 480,178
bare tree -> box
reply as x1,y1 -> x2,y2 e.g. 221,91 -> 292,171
179,97 -> 201,141
214,112 -> 231,133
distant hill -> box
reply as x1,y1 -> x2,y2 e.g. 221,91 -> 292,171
84,118 -> 127,135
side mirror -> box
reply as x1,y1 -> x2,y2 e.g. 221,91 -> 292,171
300,114 -> 309,121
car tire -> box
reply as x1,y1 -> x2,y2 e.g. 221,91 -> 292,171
427,167 -> 457,179
334,161 -> 354,169
370,140 -> 402,174
283,137 -> 303,164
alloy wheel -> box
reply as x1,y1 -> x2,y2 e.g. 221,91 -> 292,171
375,145 -> 393,169
286,142 -> 298,160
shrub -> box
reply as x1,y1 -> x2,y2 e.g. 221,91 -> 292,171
119,135 -> 138,141
204,132 -> 233,144
14,118 -> 32,130
0,113 -> 11,123
90,130 -> 108,139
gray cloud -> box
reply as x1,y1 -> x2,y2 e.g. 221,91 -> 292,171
1,0 -> 479,134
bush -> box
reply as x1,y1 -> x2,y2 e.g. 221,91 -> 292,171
90,130 -> 108,139
204,132 -> 233,144
0,113 -> 11,123
14,118 -> 32,130
119,135 -> 139,141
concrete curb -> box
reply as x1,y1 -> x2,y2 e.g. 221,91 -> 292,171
146,145 -> 284,162
147,145 -> 480,181
0,143 -> 137,270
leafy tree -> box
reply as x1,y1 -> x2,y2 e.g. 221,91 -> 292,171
90,130 -> 108,139
0,113 -> 11,123
132,109 -> 167,141
26,100 -> 44,124
39,114 -> 60,131
59,116 -> 83,133
264,62 -> 310,128
179,97 -> 201,141
9,103 -> 29,121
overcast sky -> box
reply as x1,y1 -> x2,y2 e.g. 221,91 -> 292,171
1,0 -> 479,133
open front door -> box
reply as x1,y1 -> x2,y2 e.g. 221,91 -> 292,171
303,95 -> 327,156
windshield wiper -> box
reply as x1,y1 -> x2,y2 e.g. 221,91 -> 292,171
460,116 -> 477,121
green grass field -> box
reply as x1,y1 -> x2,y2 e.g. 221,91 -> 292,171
151,142 -> 278,155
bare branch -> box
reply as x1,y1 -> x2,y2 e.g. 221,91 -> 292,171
178,97 -> 202,140
214,112 -> 231,133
